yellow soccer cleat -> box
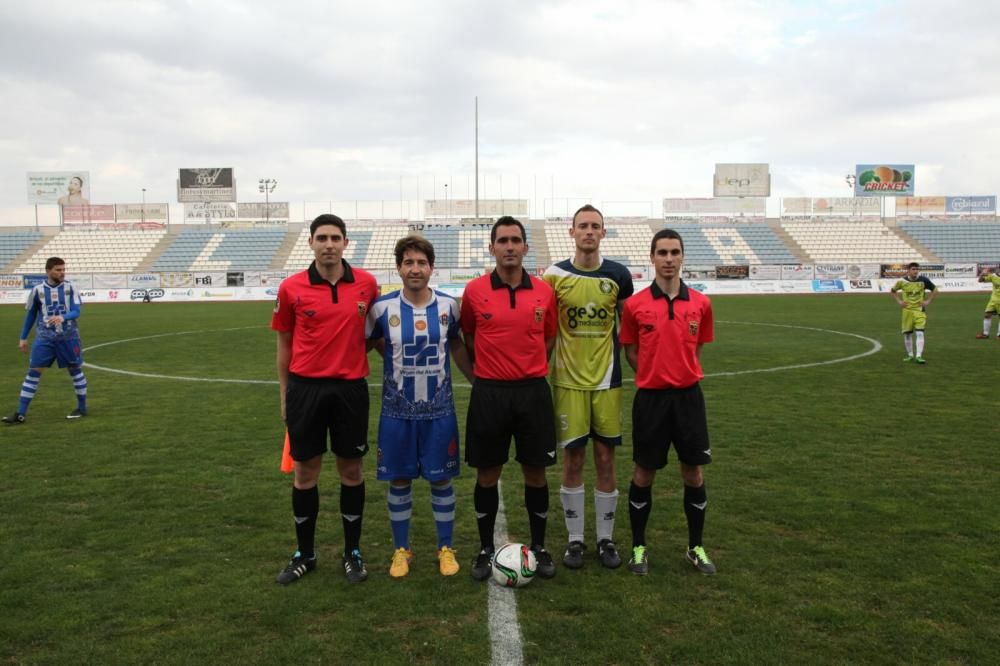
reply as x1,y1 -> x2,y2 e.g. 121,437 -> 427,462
437,546 -> 460,576
389,548 -> 413,578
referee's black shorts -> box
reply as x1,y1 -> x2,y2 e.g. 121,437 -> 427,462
465,377 -> 556,469
285,374 -> 369,461
632,383 -> 711,470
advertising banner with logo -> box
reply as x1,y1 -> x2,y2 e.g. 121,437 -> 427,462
809,197 -> 882,215
854,164 -> 915,196
663,198 -> 766,215
814,264 -> 848,279
881,263 -> 944,279
226,272 -> 244,287
115,203 -> 169,221
978,262 -> 1000,275
0,274 -> 23,288
184,202 -> 237,222
683,265 -> 716,280
93,273 -> 128,288
191,272 -> 228,287
0,290 -> 29,305
812,279 -> 845,293
626,266 -> 650,281
177,168 -> 236,203
160,272 -> 194,287
62,205 -> 115,224
845,264 -> 881,279
896,197 -> 946,216
236,202 -> 290,222
946,196 -> 996,214
944,264 -> 978,278
425,199 -> 528,217
27,171 -> 91,205
782,264 -> 814,280
749,265 -> 782,280
242,271 -> 261,287
127,273 -> 161,288
259,271 -> 287,286
847,279 -> 876,292
24,274 -> 47,288
715,265 -> 749,279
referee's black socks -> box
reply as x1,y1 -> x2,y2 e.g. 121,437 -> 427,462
524,484 -> 549,550
341,482 -> 365,556
628,482 -> 652,548
473,483 -> 499,552
292,485 -> 319,559
684,484 -> 707,548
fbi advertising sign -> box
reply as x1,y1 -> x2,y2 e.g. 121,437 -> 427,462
854,164 -> 915,196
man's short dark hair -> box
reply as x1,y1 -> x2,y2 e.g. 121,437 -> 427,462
491,216 -> 526,244
572,204 -> 604,227
45,257 -> 65,271
394,235 -> 436,268
650,228 -> 684,255
311,214 -> 347,238
906,261 -> 920,269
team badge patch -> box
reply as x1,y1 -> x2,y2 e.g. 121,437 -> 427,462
389,314 -> 401,327
534,307 -> 544,323
599,279 -> 613,294
689,319 -> 699,336
440,312 -> 449,326
357,302 -> 368,317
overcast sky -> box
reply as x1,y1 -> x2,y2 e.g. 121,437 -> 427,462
1,0 -> 998,215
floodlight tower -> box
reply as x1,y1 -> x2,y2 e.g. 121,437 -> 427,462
141,188 -> 146,224
259,178 -> 278,223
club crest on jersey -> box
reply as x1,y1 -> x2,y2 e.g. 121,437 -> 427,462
534,307 -> 544,322
599,279 -> 613,294
440,312 -> 449,326
689,319 -> 699,336
389,314 -> 401,327
357,302 -> 368,318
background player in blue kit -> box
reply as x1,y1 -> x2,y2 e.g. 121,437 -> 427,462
367,236 -> 474,577
3,257 -> 88,425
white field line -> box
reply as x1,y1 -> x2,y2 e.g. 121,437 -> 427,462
488,480 -> 523,666
83,322 -> 882,385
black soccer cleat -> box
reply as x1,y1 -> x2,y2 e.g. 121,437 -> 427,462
276,551 -> 316,585
597,539 -> 623,569
66,408 -> 87,420
531,546 -> 556,579
343,549 -> 368,582
628,545 -> 649,575
2,412 -> 25,425
470,548 -> 494,581
562,541 -> 586,569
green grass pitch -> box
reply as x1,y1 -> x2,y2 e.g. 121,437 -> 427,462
1,293 -> 997,664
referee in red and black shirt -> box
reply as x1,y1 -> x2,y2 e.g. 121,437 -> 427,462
619,228 -> 718,576
271,214 -> 379,585
460,216 -> 559,581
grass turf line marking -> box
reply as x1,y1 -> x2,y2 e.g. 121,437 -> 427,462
488,479 -> 524,666
82,322 -> 882,385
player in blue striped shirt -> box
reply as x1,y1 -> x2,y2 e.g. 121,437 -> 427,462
3,257 -> 88,424
366,236 -> 474,577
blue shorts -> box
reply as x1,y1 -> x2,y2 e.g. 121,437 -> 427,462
30,336 -> 83,369
376,413 -> 461,482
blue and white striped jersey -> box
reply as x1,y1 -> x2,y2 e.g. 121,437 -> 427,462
366,290 -> 461,419
23,280 -> 81,341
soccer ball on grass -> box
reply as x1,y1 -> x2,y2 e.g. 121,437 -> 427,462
491,542 -> 537,588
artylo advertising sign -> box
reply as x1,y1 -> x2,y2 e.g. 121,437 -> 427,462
854,164 -> 915,196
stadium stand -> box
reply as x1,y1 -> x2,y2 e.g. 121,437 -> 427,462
546,222 -> 652,266
655,223 -> 799,265
15,229 -> 167,273
781,220 -> 921,263
897,221 -> 1000,262
0,231 -> 43,270
152,227 -> 287,271
284,223 -> 540,271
